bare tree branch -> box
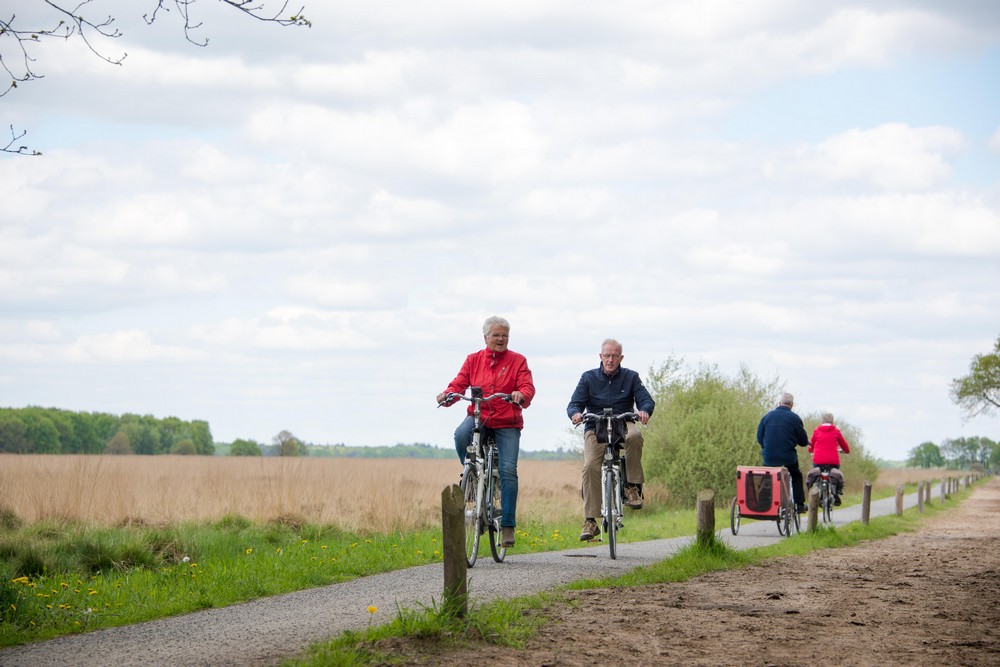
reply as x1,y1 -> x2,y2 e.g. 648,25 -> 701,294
2,0 -> 309,155
3,125 -> 42,156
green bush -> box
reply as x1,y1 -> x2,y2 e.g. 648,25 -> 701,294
643,360 -> 780,507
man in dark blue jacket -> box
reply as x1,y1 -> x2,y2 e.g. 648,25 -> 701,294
756,392 -> 809,513
568,338 -> 655,541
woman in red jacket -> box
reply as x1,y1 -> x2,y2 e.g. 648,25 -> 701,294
436,316 -> 535,548
807,412 -> 851,504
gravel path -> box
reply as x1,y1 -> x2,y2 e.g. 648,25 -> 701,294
0,489 -> 934,666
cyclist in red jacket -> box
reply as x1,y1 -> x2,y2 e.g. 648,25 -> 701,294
807,412 -> 851,505
437,316 -> 535,548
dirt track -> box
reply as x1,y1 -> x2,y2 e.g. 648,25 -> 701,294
375,479 -> 1000,666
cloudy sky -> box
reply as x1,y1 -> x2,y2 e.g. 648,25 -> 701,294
2,0 -> 999,461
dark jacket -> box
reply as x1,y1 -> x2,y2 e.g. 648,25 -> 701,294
756,405 -> 809,466
566,366 -> 655,431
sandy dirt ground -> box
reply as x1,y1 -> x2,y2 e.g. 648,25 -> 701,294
369,479 -> 1000,666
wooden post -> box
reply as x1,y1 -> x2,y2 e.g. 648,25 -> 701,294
441,484 -> 468,618
923,480 -> 931,506
807,486 -> 819,531
895,485 -> 904,516
940,480 -> 947,503
917,481 -> 924,513
696,489 -> 715,546
861,481 -> 872,525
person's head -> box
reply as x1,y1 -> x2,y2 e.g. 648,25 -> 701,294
821,412 -> 834,424
599,338 -> 624,375
778,392 -> 794,408
482,316 -> 510,353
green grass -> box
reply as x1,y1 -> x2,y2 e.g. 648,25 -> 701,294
285,480 -> 980,666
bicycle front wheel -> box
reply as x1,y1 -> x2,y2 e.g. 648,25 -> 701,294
730,496 -> 740,535
460,467 -> 482,568
603,465 -> 618,559
486,453 -> 506,563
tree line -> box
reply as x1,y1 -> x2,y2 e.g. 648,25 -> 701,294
0,407 -> 213,456
906,437 -> 998,470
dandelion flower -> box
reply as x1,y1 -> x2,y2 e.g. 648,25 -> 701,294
367,605 -> 378,614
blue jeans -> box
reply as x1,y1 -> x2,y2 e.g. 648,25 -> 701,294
454,415 -> 520,528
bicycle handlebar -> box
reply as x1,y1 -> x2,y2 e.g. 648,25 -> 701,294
578,410 -> 640,423
438,391 -> 521,408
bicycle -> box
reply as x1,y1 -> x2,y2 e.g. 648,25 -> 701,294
439,387 -> 517,567
815,465 -> 836,524
578,408 -> 639,559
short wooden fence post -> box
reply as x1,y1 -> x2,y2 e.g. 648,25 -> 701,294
696,489 -> 715,546
861,481 -> 872,525
924,480 -> 932,506
895,486 -> 904,516
441,484 -> 468,618
940,480 -> 947,503
917,481 -> 924,513
807,486 -> 819,531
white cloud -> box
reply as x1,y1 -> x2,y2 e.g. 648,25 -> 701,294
805,123 -> 965,190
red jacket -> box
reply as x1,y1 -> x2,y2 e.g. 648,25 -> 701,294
809,423 -> 851,466
445,348 -> 535,429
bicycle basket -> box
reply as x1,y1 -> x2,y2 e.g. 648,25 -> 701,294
595,418 -> 626,445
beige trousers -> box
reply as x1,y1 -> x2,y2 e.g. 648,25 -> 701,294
582,422 -> 645,519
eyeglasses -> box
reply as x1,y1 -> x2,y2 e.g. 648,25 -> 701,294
488,333 -> 509,340
600,353 -> 621,359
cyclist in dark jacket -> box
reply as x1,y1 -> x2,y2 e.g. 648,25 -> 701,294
756,392 -> 809,512
567,338 -> 654,541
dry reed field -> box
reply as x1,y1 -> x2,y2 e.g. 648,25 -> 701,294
0,455 -> 967,533
0,454 -> 585,533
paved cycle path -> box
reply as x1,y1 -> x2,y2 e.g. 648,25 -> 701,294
0,489 -> 930,667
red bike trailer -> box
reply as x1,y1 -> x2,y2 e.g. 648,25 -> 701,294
730,465 -> 798,536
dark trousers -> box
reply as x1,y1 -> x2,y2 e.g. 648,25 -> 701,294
786,460 -> 805,506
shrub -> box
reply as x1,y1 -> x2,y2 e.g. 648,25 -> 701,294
643,360 -> 780,507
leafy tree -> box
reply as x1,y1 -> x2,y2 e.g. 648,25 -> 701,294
642,359 -> 782,506
170,439 -> 197,455
189,420 -> 215,455
0,413 -> 30,453
230,438 -> 263,456
20,409 -> 61,454
274,430 -> 307,457
941,436 -> 997,469
907,441 -> 945,468
1,0 -> 311,154
951,335 -> 1000,418
105,430 -> 133,455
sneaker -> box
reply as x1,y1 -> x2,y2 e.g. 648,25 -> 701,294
501,526 -> 515,548
579,518 -> 599,541
834,495 -> 842,506
796,503 -> 808,514
624,485 -> 644,509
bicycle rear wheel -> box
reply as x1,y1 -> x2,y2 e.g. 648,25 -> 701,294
486,451 -> 506,563
603,465 -> 618,559
730,496 -> 740,535
821,483 -> 832,523
459,466 -> 482,568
